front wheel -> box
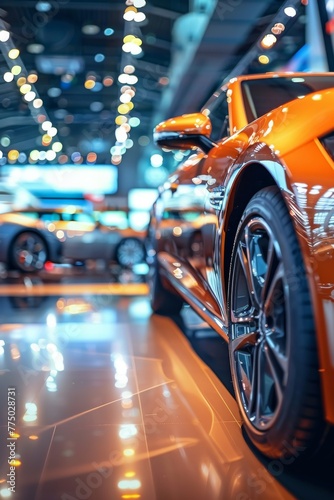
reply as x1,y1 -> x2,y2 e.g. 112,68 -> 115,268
10,231 -> 48,272
228,187 -> 323,460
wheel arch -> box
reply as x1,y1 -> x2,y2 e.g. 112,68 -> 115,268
222,162 -> 277,294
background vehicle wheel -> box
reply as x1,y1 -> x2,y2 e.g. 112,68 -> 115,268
115,237 -> 146,267
10,231 -> 48,273
149,254 -> 183,315
228,186 -> 323,460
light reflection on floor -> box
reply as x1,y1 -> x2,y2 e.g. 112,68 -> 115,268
0,281 -> 332,500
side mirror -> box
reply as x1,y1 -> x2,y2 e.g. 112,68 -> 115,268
153,113 -> 216,153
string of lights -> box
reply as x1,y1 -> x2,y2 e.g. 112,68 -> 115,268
110,0 -> 147,166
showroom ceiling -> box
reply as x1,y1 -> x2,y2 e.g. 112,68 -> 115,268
0,0 -> 306,185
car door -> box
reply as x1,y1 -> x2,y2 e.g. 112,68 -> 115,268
58,212 -> 107,261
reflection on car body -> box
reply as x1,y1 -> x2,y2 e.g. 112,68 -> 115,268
147,72 -> 334,462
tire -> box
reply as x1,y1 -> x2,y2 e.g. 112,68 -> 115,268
115,238 -> 145,267
10,231 -> 48,273
228,186 -> 323,460
149,255 -> 183,315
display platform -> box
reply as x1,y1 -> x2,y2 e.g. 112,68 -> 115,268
0,279 -> 333,500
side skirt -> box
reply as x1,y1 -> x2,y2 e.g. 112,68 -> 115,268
158,251 -> 229,343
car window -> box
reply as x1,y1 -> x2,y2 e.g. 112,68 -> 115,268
242,76 -> 334,122
162,210 -> 201,221
40,213 -> 62,221
18,212 -> 39,219
97,211 -> 129,229
73,213 -> 94,223
203,90 -> 229,141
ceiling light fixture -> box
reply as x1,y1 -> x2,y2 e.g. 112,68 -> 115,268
11,65 -> 22,75
134,0 -> 146,7
258,54 -> 270,64
19,84 -> 32,94
104,28 -> 114,36
36,1 -> 52,12
103,76 -> 114,86
94,53 -> 105,63
123,7 -> 137,21
124,65 -> 135,74
0,30 -> 10,42
271,22 -> 285,35
260,33 -> 277,48
33,99 -> 43,109
284,6 -> 297,17
27,73 -> 38,83
3,72 -> 14,82
8,48 -> 20,59
134,12 -> 146,22
82,25 -> 100,35
27,43 -> 45,54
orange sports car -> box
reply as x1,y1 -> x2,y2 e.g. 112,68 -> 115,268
147,72 -> 334,461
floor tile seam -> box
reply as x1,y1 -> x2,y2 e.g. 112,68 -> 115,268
33,425 -> 56,500
130,334 -> 158,500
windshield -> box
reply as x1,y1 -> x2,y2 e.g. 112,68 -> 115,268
241,76 -> 334,122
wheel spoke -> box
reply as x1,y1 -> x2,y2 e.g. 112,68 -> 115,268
230,330 -> 259,352
263,262 -> 285,315
248,343 -> 264,425
26,236 -> 36,252
236,231 -> 259,310
260,237 -> 275,304
266,333 -> 288,373
230,313 -> 257,324
245,228 -> 260,308
246,226 -> 266,309
263,341 -> 284,406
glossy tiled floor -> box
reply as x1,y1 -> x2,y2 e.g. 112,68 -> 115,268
0,277 -> 333,500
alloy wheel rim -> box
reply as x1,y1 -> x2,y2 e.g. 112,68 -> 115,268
14,233 -> 46,271
117,239 -> 144,266
230,217 -> 290,431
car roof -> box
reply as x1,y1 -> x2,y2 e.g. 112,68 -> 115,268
13,207 -> 88,214
227,71 -> 334,83
203,71 -> 334,113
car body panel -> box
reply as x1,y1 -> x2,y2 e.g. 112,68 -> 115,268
150,72 -> 334,424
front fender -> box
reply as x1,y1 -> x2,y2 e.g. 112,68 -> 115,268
280,139 -> 334,424
224,139 -> 334,424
